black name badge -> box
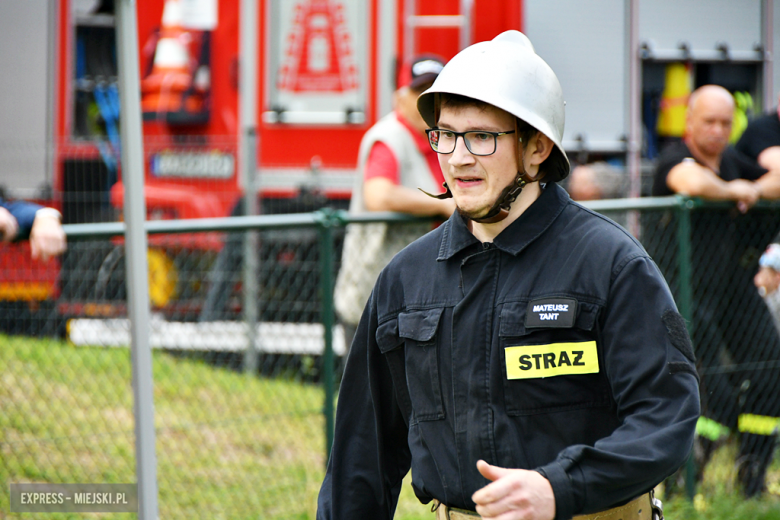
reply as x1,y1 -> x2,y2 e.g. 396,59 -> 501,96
525,298 -> 577,329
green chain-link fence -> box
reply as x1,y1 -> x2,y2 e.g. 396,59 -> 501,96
4,197 -> 780,517
640,198 -> 780,500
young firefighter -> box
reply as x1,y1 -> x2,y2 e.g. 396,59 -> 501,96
317,31 -> 699,520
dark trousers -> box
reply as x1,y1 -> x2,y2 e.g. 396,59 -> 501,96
694,280 -> 780,496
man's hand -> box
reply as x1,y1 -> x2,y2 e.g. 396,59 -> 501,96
728,179 -> 761,213
666,161 -> 760,213
472,460 -> 556,520
30,212 -> 67,261
0,206 -> 19,242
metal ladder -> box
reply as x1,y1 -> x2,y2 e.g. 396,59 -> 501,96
402,0 -> 474,63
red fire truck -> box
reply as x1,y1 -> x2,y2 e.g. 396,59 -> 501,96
0,0 -> 520,331
0,0 -> 772,333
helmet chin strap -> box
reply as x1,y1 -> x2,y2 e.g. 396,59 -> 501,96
469,173 -> 528,224
418,120 -> 541,224
418,170 -> 539,224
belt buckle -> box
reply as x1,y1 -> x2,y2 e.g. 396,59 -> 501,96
446,506 -> 479,520
650,489 -> 664,520
432,500 -> 478,520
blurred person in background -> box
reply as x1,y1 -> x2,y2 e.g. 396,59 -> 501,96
334,55 -> 455,353
566,161 -> 629,227
755,237 -> 780,335
653,85 -> 775,210
736,91 -> 780,185
566,161 -> 627,201
0,197 -> 66,261
653,84 -> 780,497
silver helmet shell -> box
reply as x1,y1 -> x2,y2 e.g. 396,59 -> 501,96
417,30 -> 570,182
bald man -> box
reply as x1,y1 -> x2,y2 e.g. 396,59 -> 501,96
653,84 -> 780,209
652,85 -> 780,497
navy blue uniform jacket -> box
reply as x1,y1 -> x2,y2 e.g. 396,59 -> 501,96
318,183 -> 700,520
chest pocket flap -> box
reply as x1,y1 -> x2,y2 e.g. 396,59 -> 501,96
399,307 -> 444,342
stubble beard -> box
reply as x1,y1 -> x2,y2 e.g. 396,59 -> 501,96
454,178 -> 517,221
455,202 -> 488,221
452,191 -> 496,221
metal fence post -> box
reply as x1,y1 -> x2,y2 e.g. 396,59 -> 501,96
243,129 -> 259,375
676,196 -> 696,501
318,209 -> 336,464
626,0 -> 642,238
241,0 -> 259,375
115,0 -> 159,517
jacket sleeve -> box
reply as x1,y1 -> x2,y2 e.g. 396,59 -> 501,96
317,289 -> 411,520
1,198 -> 43,240
538,255 -> 700,519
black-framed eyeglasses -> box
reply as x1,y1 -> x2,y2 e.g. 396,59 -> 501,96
425,128 -> 516,156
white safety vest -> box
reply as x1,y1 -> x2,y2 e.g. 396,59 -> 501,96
334,112 -> 441,326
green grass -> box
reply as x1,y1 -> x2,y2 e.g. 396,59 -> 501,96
0,334 -> 325,519
2,334 -> 780,519
655,437 -> 780,520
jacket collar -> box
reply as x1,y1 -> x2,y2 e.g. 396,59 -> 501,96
437,182 -> 570,260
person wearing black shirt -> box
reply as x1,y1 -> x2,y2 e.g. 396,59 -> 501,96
652,85 -> 780,497
653,143 -> 767,198
736,97 -> 780,179
318,31 -> 699,520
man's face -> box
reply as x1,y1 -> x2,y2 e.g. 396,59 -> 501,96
686,93 -> 733,157
436,104 -> 518,219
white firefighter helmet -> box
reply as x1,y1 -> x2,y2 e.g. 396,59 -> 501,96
417,30 -> 570,182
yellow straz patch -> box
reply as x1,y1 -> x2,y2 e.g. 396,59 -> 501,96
505,341 -> 599,379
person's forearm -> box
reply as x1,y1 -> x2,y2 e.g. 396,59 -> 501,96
671,174 -> 735,200
667,163 -> 746,201
365,181 -> 453,217
317,299 -> 411,519
3,201 -> 43,238
756,172 -> 780,199
375,188 -> 452,216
